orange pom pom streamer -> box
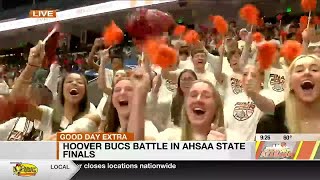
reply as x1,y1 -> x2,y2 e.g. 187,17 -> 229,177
183,30 -> 199,44
153,44 -> 177,68
239,4 -> 260,25
281,40 -> 303,63
210,15 -> 228,36
103,21 -> 124,46
144,39 -> 177,68
253,32 -> 264,43
257,42 -> 277,70
300,16 -> 308,30
301,0 -> 317,12
173,25 -> 186,36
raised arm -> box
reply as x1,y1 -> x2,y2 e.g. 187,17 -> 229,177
11,41 -> 45,121
87,38 -> 104,72
247,79 -> 275,114
97,49 -> 112,95
127,68 -> 150,140
206,40 -> 225,84
239,32 -> 253,70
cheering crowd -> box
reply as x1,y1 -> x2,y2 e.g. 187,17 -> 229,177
0,3 -> 320,142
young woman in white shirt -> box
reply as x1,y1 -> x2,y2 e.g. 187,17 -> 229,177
128,78 -> 225,141
171,69 -> 197,127
87,39 -> 125,116
103,70 -> 159,140
9,41 -> 100,140
223,64 -> 281,141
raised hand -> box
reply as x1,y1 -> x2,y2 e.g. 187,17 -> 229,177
207,123 -> 226,141
246,78 -> 259,98
99,47 -> 111,63
28,41 -> 45,67
93,38 -> 104,50
131,67 -> 151,93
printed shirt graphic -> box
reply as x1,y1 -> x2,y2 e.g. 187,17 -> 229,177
223,72 -> 243,100
224,90 -> 280,141
266,67 -> 286,101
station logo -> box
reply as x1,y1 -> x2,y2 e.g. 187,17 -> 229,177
12,162 -> 38,177
29,10 -> 57,18
257,142 -> 297,159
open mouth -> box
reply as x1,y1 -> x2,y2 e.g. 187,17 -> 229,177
69,89 -> 79,96
197,60 -> 204,64
301,81 -> 314,91
119,100 -> 129,106
193,107 -> 206,115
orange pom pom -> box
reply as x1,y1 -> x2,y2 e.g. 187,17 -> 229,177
301,0 -> 317,12
257,42 -> 277,70
210,15 -> 228,35
239,4 -> 260,25
103,20 -> 124,46
300,16 -> 308,30
183,30 -> 199,44
253,32 -> 264,43
173,25 -> 186,36
144,38 -> 161,60
153,44 -> 177,68
144,39 -> 177,68
281,40 -> 303,63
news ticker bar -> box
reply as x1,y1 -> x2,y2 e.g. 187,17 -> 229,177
1,161 -> 319,180
256,134 -> 320,141
1,142 -> 320,160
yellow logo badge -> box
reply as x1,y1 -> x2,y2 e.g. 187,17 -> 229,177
13,163 -> 38,177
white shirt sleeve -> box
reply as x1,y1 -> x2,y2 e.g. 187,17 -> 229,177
144,120 -> 159,138
104,69 -> 114,89
0,118 -> 17,140
37,105 -> 54,132
45,63 -> 61,97
62,118 -> 98,133
260,90 -> 283,106
155,127 -> 182,141
206,53 -> 220,74
89,103 -> 97,113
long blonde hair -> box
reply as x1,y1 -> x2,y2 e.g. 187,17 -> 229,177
180,80 -> 224,141
285,55 -> 319,133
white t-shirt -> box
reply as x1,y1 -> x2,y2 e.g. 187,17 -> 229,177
38,106 -> 98,140
0,118 -> 20,140
221,72 -> 243,101
222,57 -> 233,75
196,71 -> 217,86
96,68 -> 115,118
155,127 -> 182,141
0,80 -> 9,95
149,75 -> 177,131
116,120 -> 159,139
223,90 -> 281,141
265,67 -> 286,102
